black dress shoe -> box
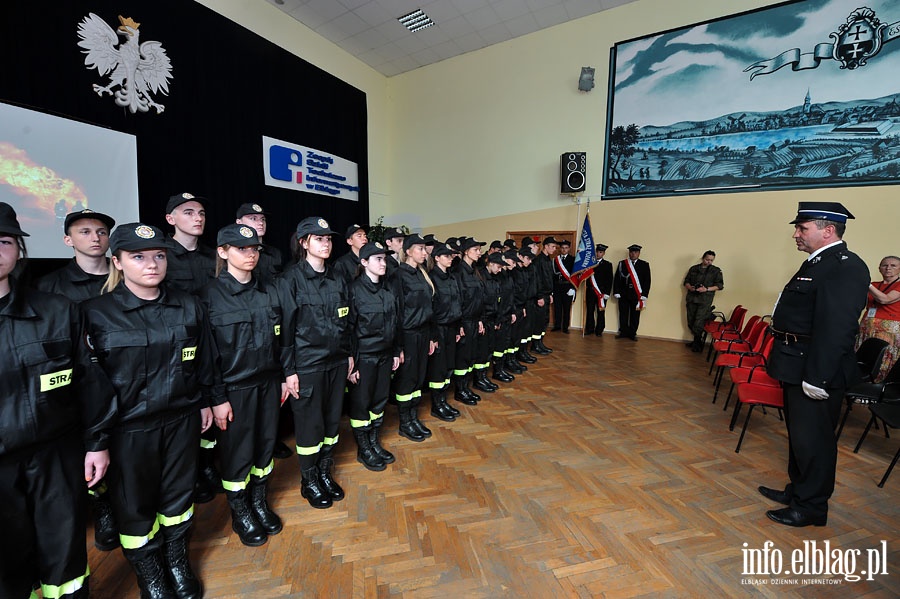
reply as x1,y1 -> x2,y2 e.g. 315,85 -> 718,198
562,329 -> 569,334
615,334 -> 626,339
584,329 -> 595,335
758,486 -> 790,505
766,507 -> 826,527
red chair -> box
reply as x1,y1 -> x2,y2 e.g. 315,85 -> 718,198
718,335 -> 776,409
730,366 -> 783,453
708,316 -> 765,376
710,322 -> 771,400
703,305 -> 747,360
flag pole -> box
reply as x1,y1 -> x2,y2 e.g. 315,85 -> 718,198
578,198 -> 586,338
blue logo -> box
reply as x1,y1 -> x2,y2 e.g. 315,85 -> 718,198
269,145 -> 303,183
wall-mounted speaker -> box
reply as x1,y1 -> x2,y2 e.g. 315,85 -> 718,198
560,152 -> 586,194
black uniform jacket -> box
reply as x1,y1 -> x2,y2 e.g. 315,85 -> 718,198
35,258 -> 108,302
349,274 -> 401,359
254,244 -> 284,285
511,267 -> 528,310
388,263 -> 435,339
199,272 -> 293,399
454,260 -> 485,321
614,259 -> 651,300
279,260 -> 352,375
533,253 -> 554,301
164,238 -> 216,294
498,270 -> 516,323
481,268 -> 501,323
0,283 -> 116,457
81,284 -> 219,425
553,254 -> 576,292
590,260 -> 614,296
332,250 -> 361,286
430,266 -> 463,327
767,241 -> 869,388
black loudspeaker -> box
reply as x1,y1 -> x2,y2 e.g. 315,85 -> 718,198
560,152 -> 586,193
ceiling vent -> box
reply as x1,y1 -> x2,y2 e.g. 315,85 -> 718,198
398,9 -> 434,33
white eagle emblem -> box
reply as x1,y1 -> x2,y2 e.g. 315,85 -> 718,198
77,14 -> 173,114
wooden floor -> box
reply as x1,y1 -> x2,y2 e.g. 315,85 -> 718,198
87,332 -> 900,598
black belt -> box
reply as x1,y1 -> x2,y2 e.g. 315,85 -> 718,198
769,327 -> 811,344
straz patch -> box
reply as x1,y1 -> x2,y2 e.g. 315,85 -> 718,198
337,307 -> 349,318
182,347 -> 197,361
40,369 -> 73,392
274,325 -> 281,336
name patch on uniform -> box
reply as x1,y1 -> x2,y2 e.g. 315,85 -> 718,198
337,307 -> 349,318
182,347 -> 197,361
274,325 -> 281,336
40,369 -> 73,392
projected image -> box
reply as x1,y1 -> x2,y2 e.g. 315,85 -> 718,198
0,102 -> 139,258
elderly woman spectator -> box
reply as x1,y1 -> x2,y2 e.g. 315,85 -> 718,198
856,255 -> 900,381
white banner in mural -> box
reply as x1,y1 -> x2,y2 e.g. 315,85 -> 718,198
262,135 -> 359,201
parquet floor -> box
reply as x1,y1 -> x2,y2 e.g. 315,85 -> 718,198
87,332 -> 900,598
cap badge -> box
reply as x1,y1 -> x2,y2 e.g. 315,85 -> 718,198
239,226 -> 254,238
251,204 -> 263,212
182,193 -> 194,199
135,225 -> 155,239
375,242 -> 383,249
83,209 -> 94,213
318,218 -> 329,228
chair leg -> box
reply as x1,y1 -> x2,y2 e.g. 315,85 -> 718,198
854,414 -> 878,454
777,409 -> 783,421
722,383 -> 734,411
708,354 -> 718,375
712,375 -> 724,404
835,402 -> 852,441
735,405 -> 756,453
705,342 -> 714,362
877,445 -> 900,488
729,401 -> 743,432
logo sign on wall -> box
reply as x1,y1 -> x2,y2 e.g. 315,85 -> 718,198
262,136 -> 359,201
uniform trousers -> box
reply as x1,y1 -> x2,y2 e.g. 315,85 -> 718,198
427,325 -> 457,389
290,363 -> 348,470
552,288 -> 572,331
108,410 -> 200,558
618,297 -> 642,338
782,383 -> 844,518
532,300 -> 550,340
348,352 -> 392,427
495,320 -> 512,359
475,320 -> 496,369
0,431 -> 88,599
394,328 -> 429,403
686,297 -> 714,337
218,374 -> 281,490
454,320 -> 478,376
518,308 -> 532,345
584,291 -> 606,335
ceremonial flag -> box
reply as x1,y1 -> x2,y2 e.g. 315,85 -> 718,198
570,214 -> 598,286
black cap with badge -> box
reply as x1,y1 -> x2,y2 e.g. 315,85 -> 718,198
433,243 -> 454,258
345,223 -> 366,239
64,209 -> 115,233
627,244 -> 642,252
384,227 -> 406,241
0,202 -> 29,237
403,233 -> 427,250
236,203 -> 268,218
296,216 -> 336,237
109,223 -> 172,253
789,202 -> 855,224
460,237 -> 487,252
359,242 -> 390,261
217,223 -> 260,247
166,192 -> 207,214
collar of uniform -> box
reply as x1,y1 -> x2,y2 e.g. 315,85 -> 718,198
0,280 -> 39,318
357,273 -> 382,291
65,257 -> 107,283
167,236 -> 213,257
431,267 -> 451,280
112,282 -> 177,309
217,270 -> 258,294
299,259 -> 333,281
807,240 -> 845,262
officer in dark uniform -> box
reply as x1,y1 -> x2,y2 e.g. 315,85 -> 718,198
347,242 -> 402,469
200,224 -> 296,546
279,217 -> 353,509
551,239 -> 575,333
35,208 -> 120,551
0,202 -> 116,599
759,202 -> 869,527
235,203 -> 284,284
613,244 -> 651,340
584,244 -> 612,336
163,193 -> 216,294
332,224 -> 368,285
36,209 -> 115,301
82,222 -> 217,599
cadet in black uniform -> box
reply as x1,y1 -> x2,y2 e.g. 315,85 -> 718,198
347,242 -> 402,470
584,244 -> 612,336
36,209 -> 115,301
0,203 -> 115,599
200,224 -> 296,546
35,209 -> 120,551
500,250 -> 527,374
333,224 -> 368,286
453,238 -> 487,402
390,234 -> 437,441
427,243 -> 464,421
474,243 -> 501,393
383,227 -> 406,279
235,203 -> 284,284
551,239 -> 575,333
82,223 -> 216,599
279,217 -> 353,509
759,202 -> 869,528
485,252 -> 515,383
613,244 -> 651,340
517,247 -> 541,361
531,237 -> 556,353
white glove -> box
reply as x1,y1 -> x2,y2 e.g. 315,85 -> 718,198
567,289 -> 575,298
640,296 -> 648,302
614,294 -> 621,299
802,381 -> 829,400
603,294 -> 610,300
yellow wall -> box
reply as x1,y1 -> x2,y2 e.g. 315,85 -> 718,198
207,0 -> 895,341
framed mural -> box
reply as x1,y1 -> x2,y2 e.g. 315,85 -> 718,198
602,0 -> 900,199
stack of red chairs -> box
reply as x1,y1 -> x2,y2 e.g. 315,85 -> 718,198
729,365 -> 783,453
702,305 -> 747,359
709,318 -> 770,399
717,335 -> 775,410
707,315 -> 763,376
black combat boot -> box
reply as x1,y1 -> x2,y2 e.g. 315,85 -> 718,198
193,447 -> 221,504
398,403 -> 426,441
300,465 -> 332,509
505,353 -> 526,373
492,358 -> 514,382
89,488 -> 119,551
410,396 -> 432,437
453,375 -> 478,405
225,490 -> 267,547
162,528 -> 202,599
317,451 -> 344,501
125,548 -> 177,599
517,343 -> 538,363
369,418 -> 395,464
249,477 -> 283,535
430,388 -> 456,422
464,372 -> 482,402
353,427 -> 387,471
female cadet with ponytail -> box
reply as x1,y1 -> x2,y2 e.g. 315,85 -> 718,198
426,243 -> 464,421
279,217 -> 353,509
389,234 -> 437,441
199,224 -> 297,546
0,203 -> 115,599
82,223 -> 216,599
347,242 -> 402,470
